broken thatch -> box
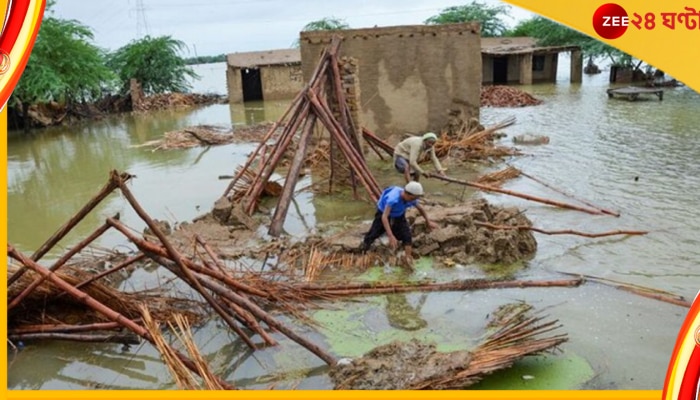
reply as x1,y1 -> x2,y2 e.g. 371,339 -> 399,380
361,116 -> 520,164
432,116 -> 520,161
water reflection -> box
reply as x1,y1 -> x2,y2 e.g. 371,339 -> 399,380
228,100 -> 293,126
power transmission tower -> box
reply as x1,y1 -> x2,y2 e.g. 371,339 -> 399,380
135,0 -> 149,38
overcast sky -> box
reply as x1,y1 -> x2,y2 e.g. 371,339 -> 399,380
50,0 -> 534,57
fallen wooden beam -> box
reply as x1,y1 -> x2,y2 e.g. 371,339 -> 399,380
474,221 -> 648,238
433,174 -> 606,215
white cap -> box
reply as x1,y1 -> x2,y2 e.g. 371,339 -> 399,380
404,181 -> 424,196
422,132 -> 438,141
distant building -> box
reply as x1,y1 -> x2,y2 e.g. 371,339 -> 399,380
225,49 -> 303,103
481,37 -> 582,85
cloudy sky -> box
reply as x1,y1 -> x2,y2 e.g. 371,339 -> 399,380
50,0 -> 534,57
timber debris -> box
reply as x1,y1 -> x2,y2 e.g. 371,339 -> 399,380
221,35 -> 381,237
138,122 -> 279,150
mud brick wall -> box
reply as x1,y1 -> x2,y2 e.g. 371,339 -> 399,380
300,23 -> 482,138
327,56 -> 362,185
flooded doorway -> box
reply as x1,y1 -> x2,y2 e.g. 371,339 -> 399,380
241,68 -> 263,101
493,56 -> 508,84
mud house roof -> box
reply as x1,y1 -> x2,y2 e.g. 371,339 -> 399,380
227,49 -> 301,68
227,36 -> 579,68
481,36 -> 579,55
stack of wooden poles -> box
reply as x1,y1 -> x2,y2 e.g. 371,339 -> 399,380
222,35 -> 381,237
7,170 -> 338,390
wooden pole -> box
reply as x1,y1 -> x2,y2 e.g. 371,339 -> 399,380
294,277 -> 584,297
433,174 -> 606,215
108,230 -> 278,346
143,251 -> 337,366
518,170 -> 621,217
75,253 -> 147,290
243,102 -> 312,215
8,220 -> 116,310
8,332 -> 141,345
309,92 -> 381,201
107,218 -> 336,364
103,219 -> 257,350
8,171 -> 127,286
107,220 -> 270,299
113,181 -> 258,350
473,222 -> 648,237
6,244 -> 235,390
362,127 -> 394,156
558,272 -> 691,308
10,321 -> 124,334
222,39 -> 336,199
269,114 -> 317,236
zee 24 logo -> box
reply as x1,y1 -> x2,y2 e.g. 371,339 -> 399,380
593,2 -> 700,39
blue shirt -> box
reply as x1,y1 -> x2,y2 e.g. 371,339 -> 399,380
376,186 -> 418,217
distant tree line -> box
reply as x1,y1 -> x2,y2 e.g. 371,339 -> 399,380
300,2 -> 641,68
10,0 -> 200,131
184,54 -> 227,65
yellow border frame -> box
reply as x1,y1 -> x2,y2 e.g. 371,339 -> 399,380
3,0 -> 698,399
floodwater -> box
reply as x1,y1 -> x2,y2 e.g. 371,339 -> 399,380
6,59 -> 700,390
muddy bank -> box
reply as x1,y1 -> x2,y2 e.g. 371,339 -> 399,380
9,92 -> 227,131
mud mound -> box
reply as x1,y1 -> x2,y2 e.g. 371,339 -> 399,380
328,199 -> 537,266
481,85 -> 543,107
166,199 -> 537,270
330,339 -> 472,389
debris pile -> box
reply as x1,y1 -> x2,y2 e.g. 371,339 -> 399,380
432,116 -> 520,161
330,303 -> 568,389
133,92 -> 227,112
362,116 -> 520,165
481,85 -> 543,107
138,123 -> 280,151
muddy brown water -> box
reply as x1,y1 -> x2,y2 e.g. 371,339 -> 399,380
7,59 -> 700,389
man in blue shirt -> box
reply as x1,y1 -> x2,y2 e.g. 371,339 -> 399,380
359,181 -> 438,268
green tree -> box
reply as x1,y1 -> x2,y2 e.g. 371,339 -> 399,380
292,17 -> 350,47
424,1 -> 511,37
10,0 -> 115,131
506,16 -> 632,66
107,35 -> 198,95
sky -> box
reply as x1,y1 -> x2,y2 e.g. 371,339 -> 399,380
50,0 -> 535,57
